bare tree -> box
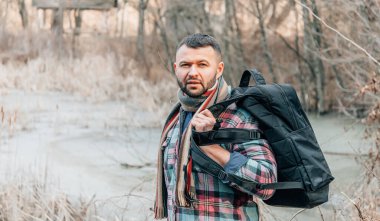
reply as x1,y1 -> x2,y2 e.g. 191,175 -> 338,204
235,0 -> 282,83
222,0 -> 234,83
275,0 -> 309,109
253,0 -> 277,82
18,0 -> 28,28
151,0 -> 175,75
51,8 -> 64,36
160,0 -> 217,45
231,1 -> 247,71
119,0 -> 128,38
195,0 -> 213,35
74,9 -> 82,36
301,0 -> 326,114
309,0 -> 326,114
219,0 -> 247,85
137,0 -> 149,60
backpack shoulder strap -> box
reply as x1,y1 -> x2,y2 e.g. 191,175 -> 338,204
208,96 -> 245,117
260,182 -> 304,190
192,128 -> 262,146
239,69 -> 266,87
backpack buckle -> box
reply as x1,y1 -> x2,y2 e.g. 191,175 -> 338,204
249,130 -> 261,139
218,170 -> 228,181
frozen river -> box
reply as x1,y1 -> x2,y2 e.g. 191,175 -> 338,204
0,90 -> 371,220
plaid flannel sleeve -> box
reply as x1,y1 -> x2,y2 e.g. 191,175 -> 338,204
220,106 -> 277,200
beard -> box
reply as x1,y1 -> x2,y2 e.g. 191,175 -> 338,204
177,74 -> 217,98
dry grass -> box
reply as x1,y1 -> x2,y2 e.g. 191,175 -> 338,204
0,171 -> 96,221
0,30 -> 177,128
0,179 -> 155,221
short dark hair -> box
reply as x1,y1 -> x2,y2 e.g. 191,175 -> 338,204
176,33 -> 222,59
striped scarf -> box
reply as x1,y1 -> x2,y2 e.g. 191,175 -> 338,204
177,78 -> 219,112
154,77 -> 230,219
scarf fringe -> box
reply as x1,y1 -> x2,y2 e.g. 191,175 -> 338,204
154,206 -> 167,219
188,172 -> 197,199
154,110 -> 179,219
177,189 -> 191,207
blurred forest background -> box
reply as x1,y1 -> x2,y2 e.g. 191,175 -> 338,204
0,0 -> 379,220
1,0 -> 379,116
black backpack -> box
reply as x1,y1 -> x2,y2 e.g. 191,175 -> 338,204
190,69 -> 334,208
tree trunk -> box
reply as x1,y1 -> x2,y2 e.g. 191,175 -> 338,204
255,0 -> 277,82
289,0 -> 308,110
302,0 -> 316,111
231,1 -> 246,68
310,0 -> 326,114
156,20 -> 174,76
74,9 -> 82,35
222,0 -> 234,84
52,8 -> 63,36
221,0 -> 246,85
151,1 -> 174,76
18,0 -> 28,28
51,2 -> 64,56
119,0 -> 128,38
137,0 -> 149,60
196,0 -> 213,35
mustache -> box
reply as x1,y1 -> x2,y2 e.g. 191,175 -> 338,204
186,79 -> 202,84
185,76 -> 202,84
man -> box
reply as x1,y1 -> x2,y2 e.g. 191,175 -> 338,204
155,33 -> 277,221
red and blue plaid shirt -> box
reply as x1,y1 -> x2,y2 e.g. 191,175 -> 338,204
163,103 -> 277,221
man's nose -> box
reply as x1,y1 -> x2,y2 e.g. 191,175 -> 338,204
188,65 -> 199,77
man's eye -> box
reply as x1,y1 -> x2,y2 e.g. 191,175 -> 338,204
181,64 -> 190,67
199,63 -> 207,67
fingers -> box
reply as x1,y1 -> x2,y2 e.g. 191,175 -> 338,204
191,109 -> 216,132
191,118 -> 212,132
200,109 -> 214,118
196,112 -> 216,124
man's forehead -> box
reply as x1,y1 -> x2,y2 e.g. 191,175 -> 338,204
175,45 -> 220,62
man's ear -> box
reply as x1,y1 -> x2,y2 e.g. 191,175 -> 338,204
173,62 -> 177,72
216,62 -> 224,78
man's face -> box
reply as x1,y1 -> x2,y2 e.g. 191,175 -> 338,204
174,45 -> 224,98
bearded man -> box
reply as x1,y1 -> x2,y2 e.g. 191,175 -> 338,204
154,33 -> 277,221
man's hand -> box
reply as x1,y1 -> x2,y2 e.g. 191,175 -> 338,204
191,109 -> 230,166
191,109 -> 216,132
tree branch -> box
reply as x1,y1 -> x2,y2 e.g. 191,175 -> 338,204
295,0 -> 380,67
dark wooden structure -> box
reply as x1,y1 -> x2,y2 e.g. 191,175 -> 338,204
32,0 -> 117,10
